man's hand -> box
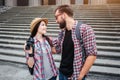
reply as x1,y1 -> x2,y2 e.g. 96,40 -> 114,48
78,55 -> 96,80
78,74 -> 84,80
51,47 -> 56,54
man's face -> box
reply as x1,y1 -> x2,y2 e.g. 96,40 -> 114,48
55,10 -> 66,29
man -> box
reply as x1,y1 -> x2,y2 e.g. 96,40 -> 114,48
53,5 -> 97,80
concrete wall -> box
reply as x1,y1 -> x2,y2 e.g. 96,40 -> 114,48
90,0 -> 107,5
56,0 -> 70,5
75,0 -> 83,5
5,0 -> 17,6
107,0 -> 120,4
4,0 -> 120,7
29,0 -> 41,6
0,0 -> 4,6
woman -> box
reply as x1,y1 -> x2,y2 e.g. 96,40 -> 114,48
24,18 -> 58,80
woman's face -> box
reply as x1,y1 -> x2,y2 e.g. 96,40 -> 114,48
37,21 -> 47,35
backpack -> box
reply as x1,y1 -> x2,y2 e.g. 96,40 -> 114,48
75,22 -> 86,63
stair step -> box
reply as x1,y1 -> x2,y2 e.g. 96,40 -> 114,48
1,25 -> 120,29
0,48 -> 24,57
2,23 -> 120,27
0,54 -> 26,64
94,59 -> 120,68
0,52 -> 119,69
1,27 -> 120,32
0,48 -> 120,59
98,51 -> 120,58
0,29 -> 120,36
7,19 -> 120,23
0,33 -> 119,41
0,39 -> 119,47
0,41 -> 120,53
90,66 -> 120,76
97,46 -> 120,52
0,54 -> 120,76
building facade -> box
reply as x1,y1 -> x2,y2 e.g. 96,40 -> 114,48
0,0 -> 120,6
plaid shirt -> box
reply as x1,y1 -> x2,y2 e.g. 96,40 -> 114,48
25,38 -> 58,80
53,21 -> 97,80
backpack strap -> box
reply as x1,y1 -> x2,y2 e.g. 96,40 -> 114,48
75,21 -> 86,64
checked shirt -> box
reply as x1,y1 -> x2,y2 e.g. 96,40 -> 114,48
53,21 -> 97,80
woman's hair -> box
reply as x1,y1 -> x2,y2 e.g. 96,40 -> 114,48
30,21 -> 53,47
30,21 -> 41,37
43,35 -> 53,47
55,5 -> 73,17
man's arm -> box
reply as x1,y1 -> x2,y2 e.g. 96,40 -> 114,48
78,55 -> 96,80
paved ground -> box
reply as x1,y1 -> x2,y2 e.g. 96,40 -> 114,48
0,61 -> 120,80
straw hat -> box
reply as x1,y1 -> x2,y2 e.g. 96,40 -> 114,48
30,18 -> 48,33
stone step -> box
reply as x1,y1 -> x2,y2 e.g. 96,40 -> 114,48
0,29 -> 119,37
97,46 -> 120,52
54,55 -> 120,68
0,33 -> 119,41
0,49 -> 120,68
0,54 -> 26,64
3,22 -> 120,26
0,52 -> 120,68
4,20 -> 120,25
0,38 -> 119,47
9,17 -> 120,21
1,21 -> 120,26
0,26 -> 120,34
75,18 -> 120,20
1,24 -> 120,29
0,48 -> 120,60
0,27 -> 120,32
47,22 -> 120,25
6,18 -> 120,22
0,54 -> 120,76
0,42 -> 120,52
96,40 -> 120,46
90,66 -> 120,76
94,59 -> 120,68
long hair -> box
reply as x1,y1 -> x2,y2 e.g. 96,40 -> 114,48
30,21 -> 53,47
30,21 -> 41,38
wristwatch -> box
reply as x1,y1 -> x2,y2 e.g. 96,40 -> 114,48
28,53 -> 34,57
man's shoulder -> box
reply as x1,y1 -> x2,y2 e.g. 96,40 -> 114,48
80,23 -> 93,30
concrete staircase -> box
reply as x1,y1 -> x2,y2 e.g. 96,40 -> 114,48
0,4 -> 120,77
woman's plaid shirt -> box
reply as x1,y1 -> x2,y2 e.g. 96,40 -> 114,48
25,38 -> 58,80
53,21 -> 97,80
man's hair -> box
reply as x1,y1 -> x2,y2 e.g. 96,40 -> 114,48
55,5 -> 73,17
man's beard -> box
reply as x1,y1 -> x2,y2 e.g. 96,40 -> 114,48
59,20 -> 66,29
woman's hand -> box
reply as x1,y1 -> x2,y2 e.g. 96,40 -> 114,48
24,43 -> 33,53
27,57 -> 34,68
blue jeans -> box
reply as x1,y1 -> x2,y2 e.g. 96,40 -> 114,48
82,76 -> 86,80
59,71 -> 86,80
59,71 -> 68,80
49,76 -> 57,80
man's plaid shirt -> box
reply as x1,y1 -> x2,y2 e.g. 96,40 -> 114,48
53,21 -> 97,80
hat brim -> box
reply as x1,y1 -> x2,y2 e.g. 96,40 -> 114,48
30,18 -> 48,33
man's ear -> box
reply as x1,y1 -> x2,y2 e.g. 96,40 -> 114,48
61,13 -> 66,19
